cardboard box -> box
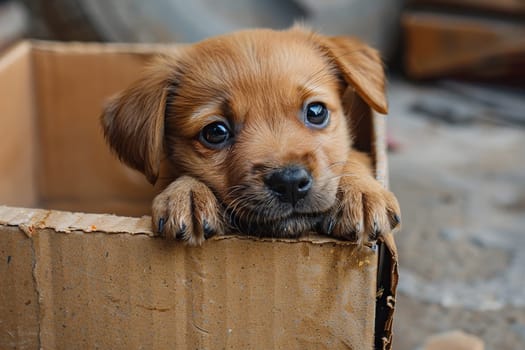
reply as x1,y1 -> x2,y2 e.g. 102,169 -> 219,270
408,0 -> 525,16
402,11 -> 525,81
0,41 -> 398,349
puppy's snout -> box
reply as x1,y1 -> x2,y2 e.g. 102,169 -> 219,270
264,166 -> 313,205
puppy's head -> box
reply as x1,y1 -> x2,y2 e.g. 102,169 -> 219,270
102,27 -> 386,236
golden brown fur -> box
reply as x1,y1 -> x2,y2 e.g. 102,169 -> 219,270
102,26 -> 400,246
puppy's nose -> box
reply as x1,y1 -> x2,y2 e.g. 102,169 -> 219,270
264,166 -> 313,205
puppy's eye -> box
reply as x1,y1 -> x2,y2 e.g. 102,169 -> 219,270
199,121 -> 232,149
304,102 -> 329,128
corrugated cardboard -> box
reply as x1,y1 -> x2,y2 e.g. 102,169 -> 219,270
0,41 -> 398,350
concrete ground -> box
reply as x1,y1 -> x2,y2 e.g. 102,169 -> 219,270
387,80 -> 525,350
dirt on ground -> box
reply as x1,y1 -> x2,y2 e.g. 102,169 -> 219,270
387,80 -> 525,350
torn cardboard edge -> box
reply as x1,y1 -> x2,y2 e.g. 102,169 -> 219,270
375,232 -> 398,349
0,205 -> 379,246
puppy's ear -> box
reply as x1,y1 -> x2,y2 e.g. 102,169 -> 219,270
322,36 -> 388,114
101,58 -> 176,184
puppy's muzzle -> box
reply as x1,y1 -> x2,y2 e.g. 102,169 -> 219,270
264,165 -> 313,206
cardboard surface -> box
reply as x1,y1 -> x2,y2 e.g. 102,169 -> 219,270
0,42 -> 36,207
1,206 -> 378,350
0,41 -> 398,349
402,11 -> 525,80
0,225 -> 40,350
410,0 -> 525,15
31,43 -> 164,216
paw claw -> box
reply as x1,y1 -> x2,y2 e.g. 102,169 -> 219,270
322,217 -> 336,235
373,221 -> 379,235
175,223 -> 187,240
202,220 -> 215,239
392,213 -> 401,227
158,218 -> 165,234
354,222 -> 362,234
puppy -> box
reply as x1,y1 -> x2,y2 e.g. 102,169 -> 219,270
101,26 -> 401,246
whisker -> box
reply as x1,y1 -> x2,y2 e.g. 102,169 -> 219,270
323,172 -> 360,182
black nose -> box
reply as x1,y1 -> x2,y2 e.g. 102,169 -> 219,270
264,166 -> 313,205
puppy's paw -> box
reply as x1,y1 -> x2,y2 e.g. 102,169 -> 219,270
152,176 -> 224,246
322,178 -> 401,244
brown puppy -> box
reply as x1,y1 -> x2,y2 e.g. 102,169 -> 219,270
102,26 -> 401,246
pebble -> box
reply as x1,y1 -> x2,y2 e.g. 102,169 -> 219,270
422,330 -> 484,350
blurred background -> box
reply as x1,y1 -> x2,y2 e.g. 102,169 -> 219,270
1,0 -> 523,349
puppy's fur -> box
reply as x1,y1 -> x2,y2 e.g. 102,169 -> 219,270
102,27 -> 400,246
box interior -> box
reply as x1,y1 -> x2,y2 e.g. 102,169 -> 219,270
0,41 -> 376,217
